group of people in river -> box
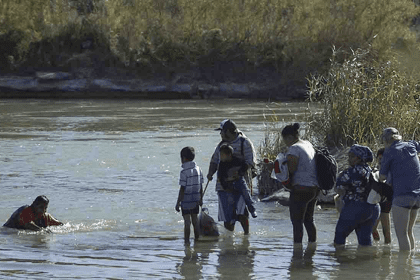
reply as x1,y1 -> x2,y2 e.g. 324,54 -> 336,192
173,119 -> 420,251
4,119 -> 420,252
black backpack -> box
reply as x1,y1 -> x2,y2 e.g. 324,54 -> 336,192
314,147 -> 338,193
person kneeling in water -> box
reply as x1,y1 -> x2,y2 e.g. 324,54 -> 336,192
3,195 -> 63,231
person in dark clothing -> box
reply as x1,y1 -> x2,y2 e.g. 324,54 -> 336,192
3,195 -> 63,231
217,144 -> 257,232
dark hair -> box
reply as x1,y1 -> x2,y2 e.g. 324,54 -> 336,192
377,148 -> 385,157
281,123 -> 300,138
181,146 -> 195,161
33,195 -> 49,205
220,144 -> 234,155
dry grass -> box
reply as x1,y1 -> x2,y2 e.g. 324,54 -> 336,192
1,0 -> 419,80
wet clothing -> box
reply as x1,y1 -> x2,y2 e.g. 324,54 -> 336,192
179,161 -> 204,211
334,201 -> 380,246
334,164 -> 380,246
3,205 -> 61,229
289,186 -> 319,243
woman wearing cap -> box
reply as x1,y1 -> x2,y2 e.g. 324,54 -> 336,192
281,123 -> 319,246
379,127 -> 420,251
334,144 -> 380,247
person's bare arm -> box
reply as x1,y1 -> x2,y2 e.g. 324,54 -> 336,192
175,187 -> 185,212
287,155 -> 299,175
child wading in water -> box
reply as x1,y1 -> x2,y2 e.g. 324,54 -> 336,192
217,144 -> 257,231
175,147 -> 204,244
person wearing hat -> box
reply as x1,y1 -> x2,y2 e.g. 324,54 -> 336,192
334,144 -> 380,247
379,127 -> 420,251
207,119 -> 257,234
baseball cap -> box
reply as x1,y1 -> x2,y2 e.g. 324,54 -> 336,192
215,119 -> 237,131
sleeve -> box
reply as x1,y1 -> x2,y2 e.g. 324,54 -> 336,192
336,168 -> 352,191
409,140 -> 420,153
243,138 -> 256,166
379,150 -> 391,177
179,170 -> 187,188
210,144 -> 221,165
286,145 -> 301,158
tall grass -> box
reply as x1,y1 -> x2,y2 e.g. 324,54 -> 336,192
0,0 -> 418,79
306,45 -> 420,150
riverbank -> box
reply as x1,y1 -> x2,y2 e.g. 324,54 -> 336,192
0,59 -> 307,100
0,71 -> 306,100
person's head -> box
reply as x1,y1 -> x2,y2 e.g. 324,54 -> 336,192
348,144 -> 373,166
381,127 -> 402,147
180,146 -> 195,163
219,144 -> 234,162
281,123 -> 300,146
376,148 -> 385,168
215,119 -> 238,142
31,195 -> 49,215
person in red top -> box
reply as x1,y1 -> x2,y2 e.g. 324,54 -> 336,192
3,195 -> 63,231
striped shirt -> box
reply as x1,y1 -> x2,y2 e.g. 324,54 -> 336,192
179,161 -> 204,210
210,132 -> 256,191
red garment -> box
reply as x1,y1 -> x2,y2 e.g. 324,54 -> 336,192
18,206 -> 61,227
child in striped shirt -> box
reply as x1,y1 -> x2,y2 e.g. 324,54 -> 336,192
175,146 -> 204,244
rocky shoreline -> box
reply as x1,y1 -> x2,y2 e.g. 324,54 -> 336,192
0,67 -> 307,100
0,73 -> 307,100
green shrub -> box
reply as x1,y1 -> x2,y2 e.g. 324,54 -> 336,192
306,45 -> 420,149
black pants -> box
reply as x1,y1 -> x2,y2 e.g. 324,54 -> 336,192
289,186 -> 319,243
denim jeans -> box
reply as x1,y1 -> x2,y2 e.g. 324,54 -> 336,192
334,200 -> 380,246
232,178 -> 256,214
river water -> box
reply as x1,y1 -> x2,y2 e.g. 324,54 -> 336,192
0,99 -> 419,279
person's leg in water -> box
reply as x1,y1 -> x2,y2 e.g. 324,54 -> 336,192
381,212 -> 392,244
183,214 -> 192,244
303,189 -> 319,243
191,213 -> 200,240
238,214 -> 249,235
408,208 -> 419,250
372,218 -> 381,241
289,186 -> 318,244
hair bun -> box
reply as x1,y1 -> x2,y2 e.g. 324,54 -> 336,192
293,123 -> 300,131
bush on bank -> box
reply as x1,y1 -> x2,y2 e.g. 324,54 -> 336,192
1,0 -> 419,84
256,45 -> 420,195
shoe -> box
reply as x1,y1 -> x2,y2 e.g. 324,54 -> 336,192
251,211 -> 257,218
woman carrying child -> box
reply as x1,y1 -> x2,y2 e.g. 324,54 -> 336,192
334,144 -> 380,247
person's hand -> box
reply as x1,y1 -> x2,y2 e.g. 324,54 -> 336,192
207,174 -> 213,181
175,204 -> 180,212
